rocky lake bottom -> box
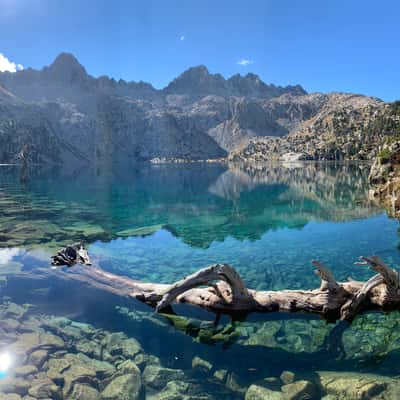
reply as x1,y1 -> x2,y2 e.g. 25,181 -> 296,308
1,162 -> 400,399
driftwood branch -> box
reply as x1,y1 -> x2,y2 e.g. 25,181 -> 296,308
45,245 -> 400,323
155,263 -> 253,312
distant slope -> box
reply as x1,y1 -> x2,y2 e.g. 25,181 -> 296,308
229,93 -> 389,162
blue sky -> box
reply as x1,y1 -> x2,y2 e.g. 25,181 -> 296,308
0,0 -> 399,100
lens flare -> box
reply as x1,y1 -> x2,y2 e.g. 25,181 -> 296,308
0,352 -> 12,378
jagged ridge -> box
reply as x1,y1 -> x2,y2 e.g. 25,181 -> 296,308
0,53 -> 390,165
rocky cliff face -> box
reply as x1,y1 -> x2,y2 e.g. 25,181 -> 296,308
229,94 -> 395,162
366,102 -> 400,215
0,52 -> 393,165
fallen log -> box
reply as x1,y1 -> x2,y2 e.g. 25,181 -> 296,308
48,244 -> 400,323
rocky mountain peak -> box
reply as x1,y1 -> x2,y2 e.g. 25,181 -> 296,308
164,65 -> 228,96
228,73 -> 307,98
42,52 -> 89,84
185,65 -> 210,76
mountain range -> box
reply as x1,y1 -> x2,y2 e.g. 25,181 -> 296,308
0,52 -> 395,165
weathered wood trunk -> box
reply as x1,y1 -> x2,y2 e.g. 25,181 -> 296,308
47,245 -> 400,323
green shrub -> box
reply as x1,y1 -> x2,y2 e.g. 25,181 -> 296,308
378,147 -> 392,162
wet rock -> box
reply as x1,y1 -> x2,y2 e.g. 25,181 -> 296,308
117,360 -> 141,375
46,353 -> 102,396
226,372 -> 246,394
19,317 -> 44,334
134,353 -> 160,370
0,394 -> 21,400
120,338 -> 143,358
59,325 -> 84,341
281,380 -> 317,399
101,373 -> 142,400
39,332 -> 65,350
14,365 -> 38,377
89,358 -> 116,379
213,369 -> 228,383
192,356 -> 213,372
102,332 -> 142,358
148,380 -> 218,400
318,371 -> 387,400
10,333 -> 41,359
28,378 -> 62,399
3,303 -> 27,319
29,350 -> 49,368
263,377 -> 281,390
46,356 -> 72,380
280,370 -> 296,384
143,365 -> 186,390
0,378 -> 31,396
147,380 -> 190,400
69,383 -> 100,400
62,364 -> 97,397
70,321 -> 96,336
11,331 -> 64,359
245,384 -> 284,400
0,318 -> 20,332
75,339 -> 102,358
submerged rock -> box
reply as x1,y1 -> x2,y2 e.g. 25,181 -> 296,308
0,394 -> 21,400
225,372 -> 246,394
101,373 -> 142,400
134,353 -> 161,371
69,383 -> 100,400
29,350 -> 49,368
117,360 -> 141,376
102,332 -> 142,358
192,356 -> 213,372
213,369 -> 228,383
280,370 -> 296,385
147,380 -> 190,400
318,371 -> 388,399
143,365 -> 186,390
245,384 -> 284,400
0,378 -> 31,396
281,380 -> 317,399
28,378 -> 62,399
14,364 -> 38,377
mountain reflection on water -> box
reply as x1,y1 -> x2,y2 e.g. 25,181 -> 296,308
1,162 -> 400,399
0,162 -> 378,250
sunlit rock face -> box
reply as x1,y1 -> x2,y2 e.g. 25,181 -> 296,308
0,53 -> 387,164
369,139 -> 400,216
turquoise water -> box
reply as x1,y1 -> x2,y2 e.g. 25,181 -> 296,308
1,162 -> 400,399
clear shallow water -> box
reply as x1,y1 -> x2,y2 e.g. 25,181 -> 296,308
1,162 -> 400,399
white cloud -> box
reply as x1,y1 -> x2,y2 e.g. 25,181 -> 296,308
0,53 -> 23,72
0,248 -> 21,265
237,59 -> 254,66
180,35 -> 185,41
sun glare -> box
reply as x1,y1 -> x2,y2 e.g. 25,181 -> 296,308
0,352 -> 12,377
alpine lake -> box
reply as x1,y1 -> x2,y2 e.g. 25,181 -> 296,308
0,161 -> 400,399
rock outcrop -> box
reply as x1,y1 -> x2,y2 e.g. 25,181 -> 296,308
0,53 -> 395,165
369,139 -> 400,217
229,95 -> 400,162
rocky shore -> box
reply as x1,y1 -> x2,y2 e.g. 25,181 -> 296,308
369,140 -> 400,217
